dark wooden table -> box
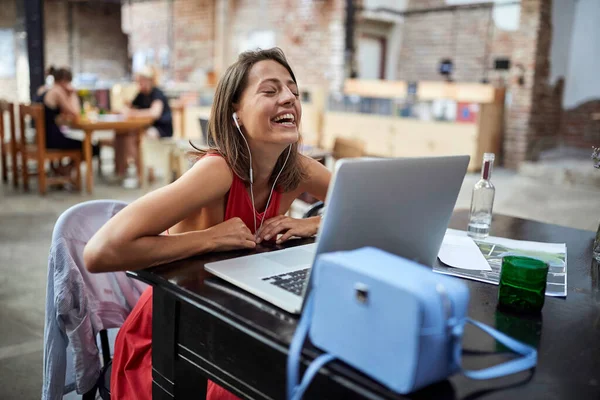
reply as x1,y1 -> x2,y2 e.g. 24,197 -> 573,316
128,211 -> 600,400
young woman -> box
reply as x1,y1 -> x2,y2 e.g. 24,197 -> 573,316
84,48 -> 331,399
41,68 -> 82,151
41,67 -> 98,177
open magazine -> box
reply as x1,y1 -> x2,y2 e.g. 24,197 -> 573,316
434,229 -> 567,297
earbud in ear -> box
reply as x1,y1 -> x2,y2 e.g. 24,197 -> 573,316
233,111 -> 243,131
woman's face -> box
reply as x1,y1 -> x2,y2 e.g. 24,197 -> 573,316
235,60 -> 301,147
137,76 -> 153,94
56,80 -> 73,92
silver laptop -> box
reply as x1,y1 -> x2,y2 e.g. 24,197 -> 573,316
205,155 -> 470,314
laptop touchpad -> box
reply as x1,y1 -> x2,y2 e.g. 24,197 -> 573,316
263,248 -> 315,267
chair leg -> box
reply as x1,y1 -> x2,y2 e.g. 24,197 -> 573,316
22,152 -> 29,191
1,148 -> 7,183
74,158 -> 82,191
82,385 -> 97,400
11,141 -> 18,188
99,329 -> 111,366
97,149 -> 103,178
38,157 -> 46,195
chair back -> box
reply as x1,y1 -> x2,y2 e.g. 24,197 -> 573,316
109,82 -> 138,112
199,117 -> 210,145
50,199 -> 147,319
0,100 -> 8,143
171,101 -> 186,139
43,200 -> 147,399
19,103 -> 45,149
0,100 -> 16,146
332,137 -> 365,159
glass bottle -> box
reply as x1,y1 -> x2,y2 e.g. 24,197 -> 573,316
467,153 -> 495,239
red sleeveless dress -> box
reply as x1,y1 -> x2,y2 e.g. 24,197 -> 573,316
110,154 -> 282,400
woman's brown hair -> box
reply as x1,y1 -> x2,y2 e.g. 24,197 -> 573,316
193,47 -> 307,192
52,67 -> 72,83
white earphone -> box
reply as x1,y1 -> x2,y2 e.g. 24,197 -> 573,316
232,112 -> 292,235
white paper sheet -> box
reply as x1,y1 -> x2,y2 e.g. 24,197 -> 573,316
435,229 -> 567,297
438,232 -> 492,271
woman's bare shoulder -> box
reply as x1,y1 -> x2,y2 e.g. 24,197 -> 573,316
182,153 -> 234,187
295,155 -> 331,200
300,155 -> 329,179
44,86 -> 60,104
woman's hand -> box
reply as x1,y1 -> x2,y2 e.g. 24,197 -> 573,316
256,216 -> 320,244
62,83 -> 75,96
121,106 -> 133,119
206,217 -> 256,252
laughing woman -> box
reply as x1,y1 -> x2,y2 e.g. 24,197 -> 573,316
84,48 -> 331,399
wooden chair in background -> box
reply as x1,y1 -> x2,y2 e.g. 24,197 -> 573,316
0,100 -> 19,187
332,137 -> 366,160
297,137 -> 367,217
19,104 -> 82,195
171,101 -> 186,139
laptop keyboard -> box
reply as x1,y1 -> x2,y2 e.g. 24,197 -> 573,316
262,268 -> 310,296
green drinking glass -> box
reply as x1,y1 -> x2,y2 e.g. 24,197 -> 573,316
498,255 -> 549,313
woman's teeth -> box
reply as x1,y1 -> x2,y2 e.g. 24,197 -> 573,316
273,113 -> 295,125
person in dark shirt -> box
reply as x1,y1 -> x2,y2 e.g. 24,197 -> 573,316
127,66 -> 173,138
115,66 -> 173,177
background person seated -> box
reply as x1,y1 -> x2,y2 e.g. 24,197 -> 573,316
114,66 -> 173,178
41,67 -> 98,177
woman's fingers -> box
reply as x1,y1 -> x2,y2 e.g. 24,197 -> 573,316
243,228 -> 256,242
243,239 -> 257,249
257,216 -> 288,243
260,222 -> 291,243
257,215 -> 285,235
276,229 -> 297,244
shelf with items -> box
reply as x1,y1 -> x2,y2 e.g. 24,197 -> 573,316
320,79 -> 505,171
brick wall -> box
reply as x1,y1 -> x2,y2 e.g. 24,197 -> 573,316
228,0 -> 346,90
560,100 -> 600,148
124,0 -> 215,82
0,0 -> 16,30
398,0 -> 518,83
0,0 -> 18,102
122,0 -> 170,73
122,0 -> 169,53
125,0 -> 346,89
44,0 -> 69,69
503,0 -> 553,168
43,0 -> 128,80
397,0 -> 557,167
73,2 -> 128,79
173,0 -> 215,82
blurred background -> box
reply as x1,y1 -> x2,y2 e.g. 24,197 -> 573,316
0,0 -> 599,398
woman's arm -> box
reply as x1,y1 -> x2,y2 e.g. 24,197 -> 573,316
50,86 -> 80,117
69,90 -> 81,115
125,99 -> 163,120
297,155 -> 331,202
84,156 -> 255,273
44,86 -> 80,117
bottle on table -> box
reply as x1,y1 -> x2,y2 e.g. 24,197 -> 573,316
467,153 -> 495,239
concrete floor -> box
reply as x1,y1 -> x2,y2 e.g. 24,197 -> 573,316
0,164 -> 598,399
